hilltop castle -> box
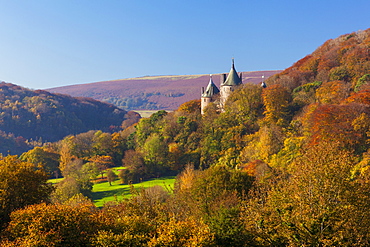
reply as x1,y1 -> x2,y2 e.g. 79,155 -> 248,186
201,59 -> 243,114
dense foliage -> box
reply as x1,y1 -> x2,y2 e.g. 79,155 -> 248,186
1,29 -> 370,246
0,156 -> 53,226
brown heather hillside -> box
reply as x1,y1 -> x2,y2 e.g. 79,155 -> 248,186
47,70 -> 281,111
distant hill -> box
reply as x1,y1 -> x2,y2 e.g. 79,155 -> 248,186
0,82 -> 133,153
47,70 -> 281,111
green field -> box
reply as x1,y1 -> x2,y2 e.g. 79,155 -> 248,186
48,167 -> 176,207
48,177 -> 64,184
91,176 -> 176,207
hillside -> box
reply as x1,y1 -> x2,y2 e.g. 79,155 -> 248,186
0,82 -> 132,153
47,70 -> 281,111
266,29 -> 370,95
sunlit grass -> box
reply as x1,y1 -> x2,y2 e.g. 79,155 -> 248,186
47,166 -> 175,207
48,177 -> 64,184
91,176 -> 176,207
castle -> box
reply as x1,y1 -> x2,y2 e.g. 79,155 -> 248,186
201,59 -> 243,114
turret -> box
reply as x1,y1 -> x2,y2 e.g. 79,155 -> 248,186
221,58 -> 242,86
201,75 -> 220,114
219,59 -> 242,111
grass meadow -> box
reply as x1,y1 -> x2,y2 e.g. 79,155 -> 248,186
48,167 -> 176,207
92,175 -> 176,207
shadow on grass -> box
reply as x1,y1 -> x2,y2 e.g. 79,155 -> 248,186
91,187 -> 131,201
91,176 -> 176,207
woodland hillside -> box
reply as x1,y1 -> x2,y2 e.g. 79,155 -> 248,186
48,70 -> 281,111
0,29 -> 370,246
0,83 -> 140,154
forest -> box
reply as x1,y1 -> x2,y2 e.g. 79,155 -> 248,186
0,28 -> 370,246
0,83 -> 137,154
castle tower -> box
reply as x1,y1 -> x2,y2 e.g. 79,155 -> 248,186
219,59 -> 242,111
201,75 -> 220,114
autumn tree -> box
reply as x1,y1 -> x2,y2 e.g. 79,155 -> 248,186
120,149 -> 145,183
262,84 -> 292,126
111,132 -> 127,165
173,165 -> 255,246
3,199 -> 99,246
302,103 -> 370,153
240,122 -> 286,165
292,81 -> 322,107
345,89 -> 370,105
177,99 -> 201,114
245,142 -> 370,246
315,80 -> 350,104
58,135 -> 76,173
89,155 -> 114,179
148,217 -> 214,247
0,155 -> 53,225
121,110 -> 141,130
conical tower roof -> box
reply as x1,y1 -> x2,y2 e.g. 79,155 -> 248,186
202,75 -> 220,98
222,59 -> 242,86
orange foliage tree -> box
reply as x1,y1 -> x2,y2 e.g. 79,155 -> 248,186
302,103 -> 370,153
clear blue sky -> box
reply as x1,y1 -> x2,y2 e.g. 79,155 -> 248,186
0,0 -> 369,89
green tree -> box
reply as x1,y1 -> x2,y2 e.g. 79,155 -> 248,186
121,149 -> 146,183
92,130 -> 114,157
19,146 -> 60,178
51,177 -> 81,204
106,169 -> 118,186
135,110 -> 167,147
51,159 -> 96,203
354,74 -> 370,92
142,133 -> 169,176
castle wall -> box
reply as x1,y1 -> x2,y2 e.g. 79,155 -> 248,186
201,97 -> 212,114
219,85 -> 233,112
